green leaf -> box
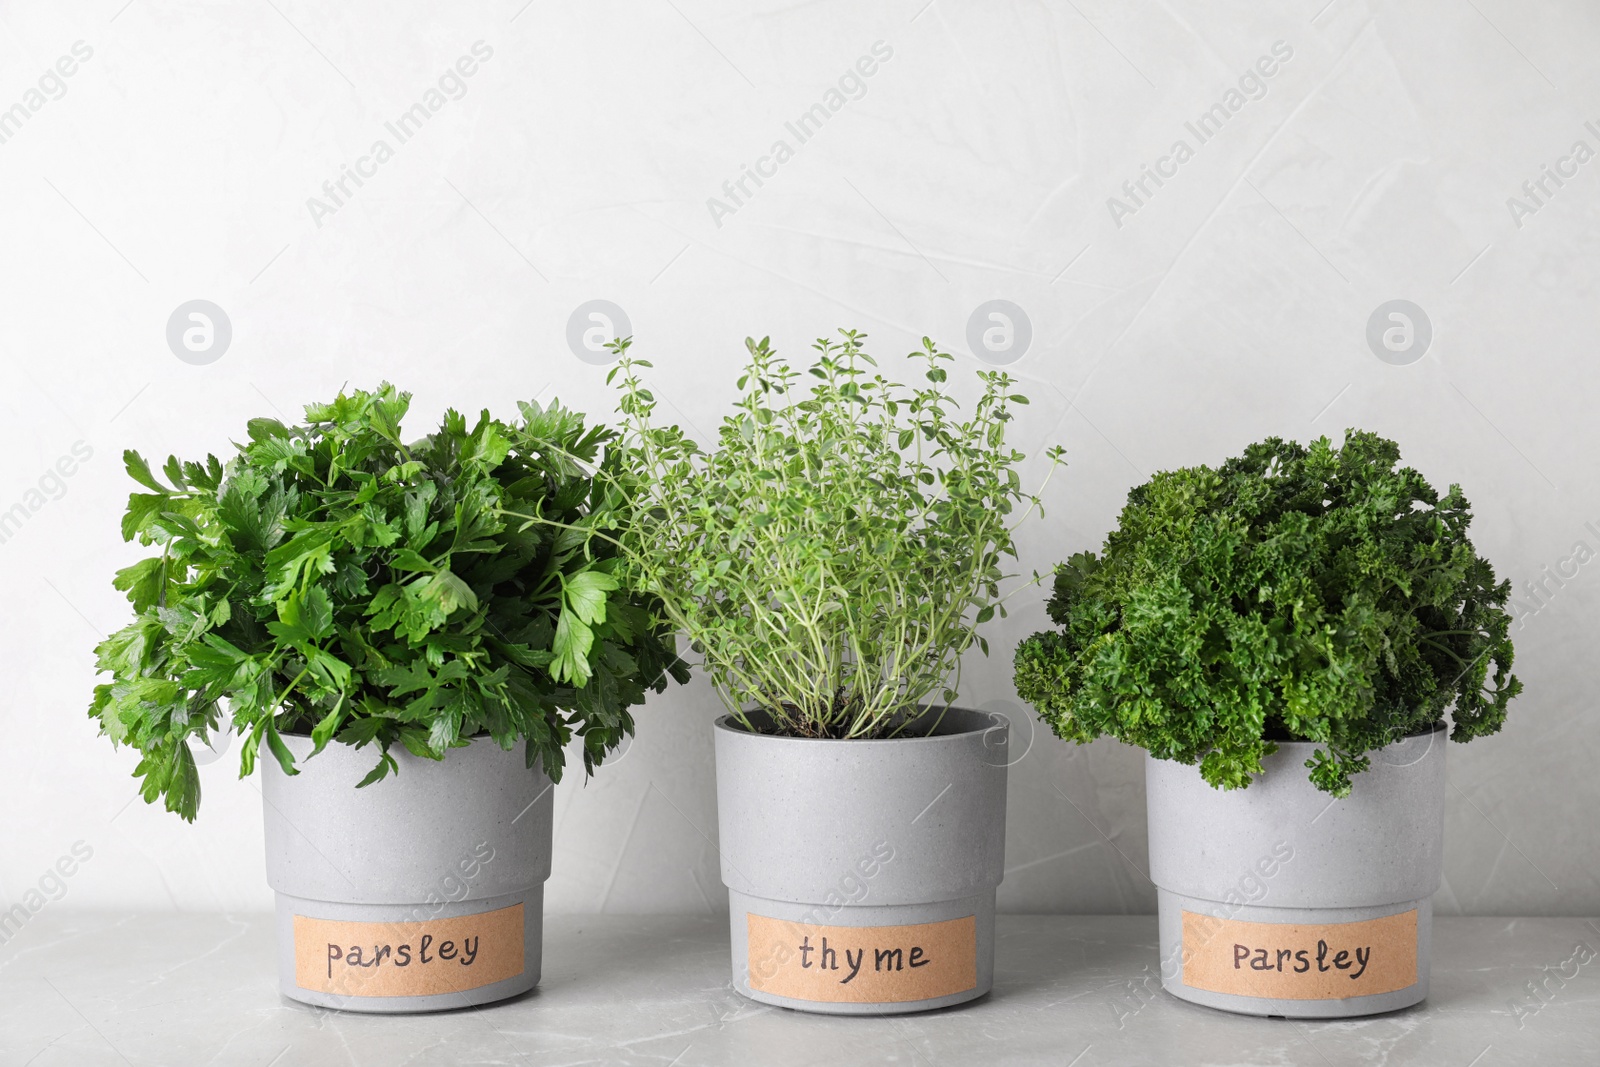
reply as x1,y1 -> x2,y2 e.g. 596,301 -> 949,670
263,531 -> 334,596
168,743 -> 201,821
303,646 -> 353,691
123,450 -> 166,492
420,569 -> 478,617
238,718 -> 267,778
268,584 -> 336,644
216,481 -> 283,556
121,494 -> 169,542
265,721 -> 299,776
113,558 -> 165,612
247,417 -> 289,442
310,695 -> 347,756
563,570 -> 618,626
387,548 -> 438,573
551,610 -> 595,688
355,751 -> 397,788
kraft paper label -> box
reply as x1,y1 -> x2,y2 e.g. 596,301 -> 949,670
293,903 -> 524,997
1180,908 -> 1417,1000
747,914 -> 976,1004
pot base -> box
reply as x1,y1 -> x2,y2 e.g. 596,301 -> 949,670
273,888 -> 544,1013
1157,889 -> 1431,1018
728,890 -> 996,1015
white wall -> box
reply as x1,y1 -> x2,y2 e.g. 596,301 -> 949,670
1,0 -> 1596,920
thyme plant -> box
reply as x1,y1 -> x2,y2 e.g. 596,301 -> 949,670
600,330 -> 1062,739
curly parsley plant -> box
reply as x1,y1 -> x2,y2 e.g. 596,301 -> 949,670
91,384 -> 687,820
601,330 -> 1063,739
1013,431 -> 1520,796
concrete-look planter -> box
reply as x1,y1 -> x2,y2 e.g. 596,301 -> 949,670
262,735 -> 554,1013
1146,724 -> 1446,1018
714,707 -> 1008,1015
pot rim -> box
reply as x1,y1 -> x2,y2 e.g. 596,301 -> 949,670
713,705 -> 1000,745
1250,718 -> 1446,754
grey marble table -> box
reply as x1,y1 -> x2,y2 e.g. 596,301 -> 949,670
2,914 -> 1595,1066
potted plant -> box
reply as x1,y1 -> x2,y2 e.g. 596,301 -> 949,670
1014,430 -> 1521,1018
89,385 -> 686,1012
587,330 -> 1062,1014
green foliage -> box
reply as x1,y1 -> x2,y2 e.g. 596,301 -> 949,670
90,385 -> 687,820
601,330 -> 1062,739
1013,430 -> 1520,796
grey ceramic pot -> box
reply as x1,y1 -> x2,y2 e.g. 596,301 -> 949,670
1146,724 -> 1446,1018
261,735 -> 554,1013
714,707 -> 1008,1015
